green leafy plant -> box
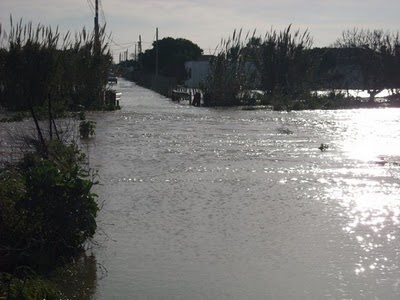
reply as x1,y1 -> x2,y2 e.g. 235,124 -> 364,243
79,120 -> 96,139
0,140 -> 99,274
0,272 -> 61,300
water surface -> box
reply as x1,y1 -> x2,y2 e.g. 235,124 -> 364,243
86,79 -> 400,299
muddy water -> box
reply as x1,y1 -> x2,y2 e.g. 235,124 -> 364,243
84,79 -> 400,299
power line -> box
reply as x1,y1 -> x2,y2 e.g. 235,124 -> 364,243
110,41 -> 137,47
90,2 -> 154,58
99,0 -> 107,25
86,0 -> 95,14
109,45 -> 136,51
106,32 -> 131,50
108,41 -> 152,47
107,36 -> 153,50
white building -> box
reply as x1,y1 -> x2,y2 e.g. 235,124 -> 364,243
184,55 -> 213,88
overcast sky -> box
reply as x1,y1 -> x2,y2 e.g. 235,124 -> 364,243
1,0 -> 399,61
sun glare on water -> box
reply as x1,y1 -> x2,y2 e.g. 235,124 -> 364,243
327,109 -> 400,277
341,109 -> 400,163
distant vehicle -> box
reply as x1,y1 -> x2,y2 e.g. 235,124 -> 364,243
108,76 -> 117,84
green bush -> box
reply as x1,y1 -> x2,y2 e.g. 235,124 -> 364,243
79,120 -> 96,139
0,272 -> 61,300
0,140 -> 98,273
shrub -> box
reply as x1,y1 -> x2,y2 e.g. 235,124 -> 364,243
0,140 -> 98,273
79,120 -> 96,139
0,272 -> 61,300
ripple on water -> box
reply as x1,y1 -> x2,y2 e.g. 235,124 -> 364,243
87,81 -> 400,299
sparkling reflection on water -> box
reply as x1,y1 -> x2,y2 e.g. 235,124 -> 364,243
85,79 -> 400,299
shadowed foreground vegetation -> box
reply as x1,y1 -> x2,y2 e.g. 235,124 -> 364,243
0,18 -> 105,299
0,137 -> 99,299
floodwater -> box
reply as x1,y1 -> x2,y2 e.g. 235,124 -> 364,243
82,79 -> 400,299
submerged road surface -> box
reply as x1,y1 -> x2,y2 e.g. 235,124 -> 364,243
81,79 -> 400,299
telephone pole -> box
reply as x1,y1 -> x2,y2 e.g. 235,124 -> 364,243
155,28 -> 159,77
138,35 -> 142,54
138,35 -> 143,68
94,0 -> 100,55
134,44 -> 137,61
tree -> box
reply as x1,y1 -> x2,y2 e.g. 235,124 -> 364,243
333,28 -> 400,102
139,37 -> 203,83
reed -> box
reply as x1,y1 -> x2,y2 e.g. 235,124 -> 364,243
202,25 -> 314,107
0,17 -> 112,111
202,28 -> 259,106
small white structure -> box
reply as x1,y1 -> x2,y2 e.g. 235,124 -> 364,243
184,55 -> 213,88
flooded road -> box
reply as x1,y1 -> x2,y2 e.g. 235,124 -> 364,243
86,79 -> 400,299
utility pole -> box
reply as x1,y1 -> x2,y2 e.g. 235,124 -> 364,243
155,27 -> 159,77
134,44 -> 137,61
94,0 -> 100,106
94,0 -> 100,54
138,35 -> 142,54
138,35 -> 143,68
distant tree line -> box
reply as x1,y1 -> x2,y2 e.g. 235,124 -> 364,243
0,18 -> 112,112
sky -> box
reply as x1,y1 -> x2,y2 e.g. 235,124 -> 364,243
1,0 -> 399,61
